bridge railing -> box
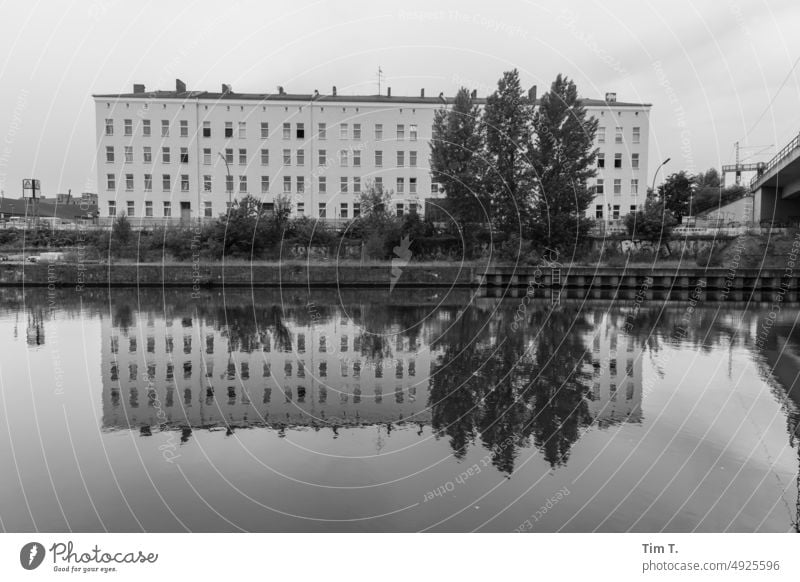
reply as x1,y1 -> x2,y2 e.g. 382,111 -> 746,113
750,132 -> 800,189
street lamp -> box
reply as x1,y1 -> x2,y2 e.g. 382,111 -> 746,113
218,151 -> 232,211
651,157 -> 671,195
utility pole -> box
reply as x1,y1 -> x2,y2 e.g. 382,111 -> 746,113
377,66 -> 384,96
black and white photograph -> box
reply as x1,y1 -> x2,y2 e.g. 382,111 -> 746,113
0,0 -> 799,578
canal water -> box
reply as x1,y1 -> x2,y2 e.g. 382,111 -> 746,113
0,287 -> 798,532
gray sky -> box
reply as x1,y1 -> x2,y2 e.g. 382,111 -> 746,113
1,0 -> 798,197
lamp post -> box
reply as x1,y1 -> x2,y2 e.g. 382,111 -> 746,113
218,152 -> 232,211
651,157 -> 671,195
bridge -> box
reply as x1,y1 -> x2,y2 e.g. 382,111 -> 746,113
750,132 -> 800,224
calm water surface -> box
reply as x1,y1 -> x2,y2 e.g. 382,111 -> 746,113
0,287 -> 798,532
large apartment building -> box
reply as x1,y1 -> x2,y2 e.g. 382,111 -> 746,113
93,80 -> 649,224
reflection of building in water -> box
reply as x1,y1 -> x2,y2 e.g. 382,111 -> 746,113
584,312 -> 643,426
101,311 -> 436,430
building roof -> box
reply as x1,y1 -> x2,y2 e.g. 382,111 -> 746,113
93,88 -> 651,109
0,198 -> 97,220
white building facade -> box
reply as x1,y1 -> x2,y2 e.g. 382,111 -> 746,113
93,81 -> 649,223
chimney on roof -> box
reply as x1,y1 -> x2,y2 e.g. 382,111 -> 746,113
471,89 -> 477,99
277,86 -> 285,95
528,85 -> 537,102
332,86 -> 337,96
222,83 -> 232,95
387,87 -> 391,97
605,92 -> 617,102
133,83 -> 145,94
438,92 -> 446,104
175,79 -> 186,93
420,88 -> 425,98
313,89 -> 319,99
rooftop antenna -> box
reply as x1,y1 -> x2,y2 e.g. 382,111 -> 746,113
377,66 -> 385,96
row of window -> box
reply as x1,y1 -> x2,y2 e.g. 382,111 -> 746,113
596,204 -> 638,220
597,126 -> 641,145
104,119 -> 419,141
594,178 -> 640,195
106,173 -> 425,195
597,152 -> 640,170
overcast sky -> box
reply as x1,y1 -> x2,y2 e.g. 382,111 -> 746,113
1,0 -> 798,197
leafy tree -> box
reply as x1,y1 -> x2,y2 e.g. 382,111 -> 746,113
696,167 -> 721,188
692,184 -> 747,216
483,69 -> 536,232
111,212 -> 132,246
657,171 -> 695,223
210,195 -> 277,257
529,74 -> 598,252
624,194 -> 678,241
429,87 -> 487,227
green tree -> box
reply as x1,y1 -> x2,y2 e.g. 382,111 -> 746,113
624,194 -> 678,241
696,167 -> 721,188
529,74 -> 598,252
429,87 -> 487,227
483,69 -> 536,232
658,171 -> 695,223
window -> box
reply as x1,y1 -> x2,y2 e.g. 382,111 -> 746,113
597,126 -> 605,144
632,126 -> 641,144
335,202 -> 346,219
127,201 -> 135,216
613,178 -> 621,195
353,123 -> 361,139
410,151 -> 417,167
124,119 -> 132,136
597,153 -> 605,168
204,175 -> 212,192
283,149 -> 291,165
238,148 -> 247,165
260,149 -> 269,166
238,121 -> 246,139
283,123 -> 290,139
596,178 -> 604,194
319,149 -> 326,165
180,120 -> 188,137
161,120 -> 169,137
631,153 -> 639,169
105,119 -> 113,136
125,174 -> 133,191
297,176 -> 305,193
409,202 -> 418,214
353,202 -> 361,217
615,126 -> 623,143
239,175 -> 247,192
375,124 -> 383,140
630,205 -> 637,214
396,124 -> 405,140
141,119 -> 151,137
297,202 -> 305,214
595,204 -> 603,219
105,146 -> 114,163
180,147 -> 189,164
318,202 -> 327,218
162,174 -> 170,191
396,203 -> 404,217
612,204 -> 620,219
631,179 -> 639,195
260,122 -> 269,139
225,148 -> 233,164
203,148 -> 211,165
202,121 -> 211,138
318,123 -> 326,139
353,150 -> 361,167
375,177 -> 383,191
397,151 -> 405,167
162,147 -> 170,164
204,201 -> 212,217
283,176 -> 291,193
144,174 -> 152,191
410,177 -> 417,194
431,183 -> 439,194
106,173 -> 115,190
296,123 -> 304,139
145,201 -> 153,217
225,175 -> 233,192
143,146 -> 152,163
261,176 -> 269,193
225,122 -> 233,138
296,149 -> 305,166
375,150 -> 383,167
108,200 -> 116,215
340,177 -> 348,192
340,123 -> 348,139
340,150 -> 348,166
319,176 -> 326,193
163,201 -> 171,217
353,176 -> 361,193
410,124 -> 418,140
614,153 -> 622,169
396,177 -> 404,193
